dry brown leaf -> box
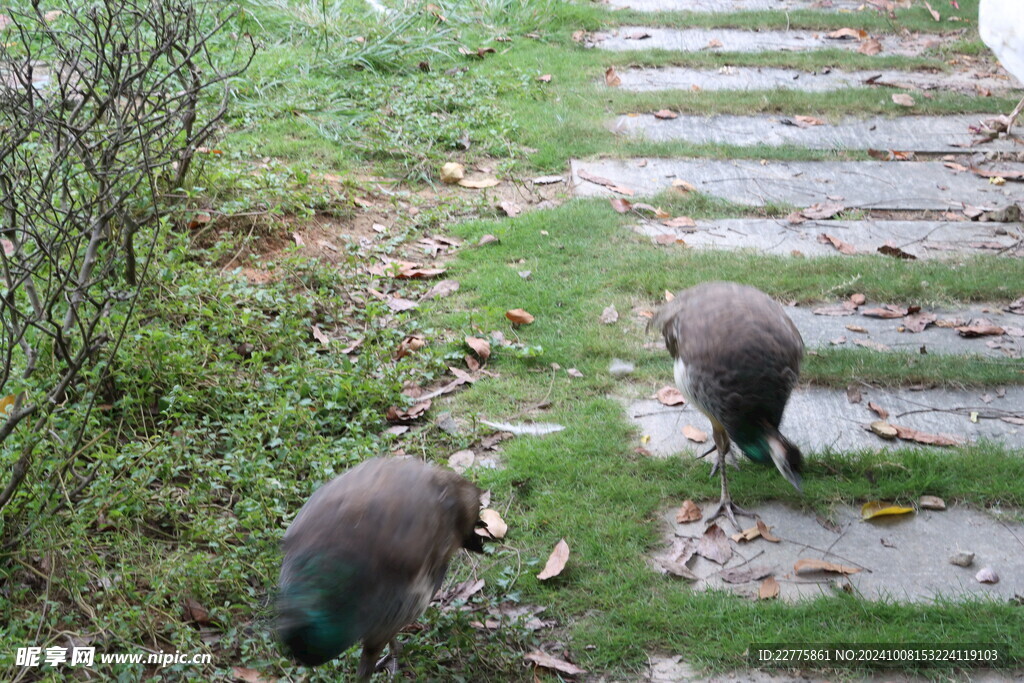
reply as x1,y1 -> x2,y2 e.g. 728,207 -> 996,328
892,93 -> 915,107
826,27 -> 867,40
524,651 -> 586,676
505,309 -> 535,325
605,66 -> 621,87
878,244 -> 917,260
441,162 -> 465,184
232,667 -> 275,683
861,304 -> 907,319
386,399 -> 431,422
653,109 -> 678,119
975,567 -> 999,584
497,200 -> 522,217
653,233 -> 683,246
465,336 -> 491,361
656,386 -> 686,406
479,509 -> 508,539
758,576 -> 780,600
183,597 -> 210,624
537,539 -> 570,580
610,197 -> 632,214
793,115 -> 824,127
662,215 -> 697,229
696,524 -> 733,565
657,556 -> 699,579
311,324 -> 330,346
599,304 -> 619,324
537,74 -> 552,83
578,169 -> 634,196
956,323 -> 1005,337
631,202 -> 670,218
396,334 -> 426,360
720,565 -> 773,584
706,38 -> 723,48
919,495 -> 946,510
793,558 -> 862,575
756,519 -> 780,542
676,500 -> 702,523
903,312 -> 937,333
867,402 -> 888,419
450,449 -> 476,472
818,233 -> 857,255
858,37 -> 882,55
682,425 -> 708,443
458,176 -> 500,189
671,179 -> 696,193
850,293 -> 866,306
870,420 -> 898,439
922,0 -> 940,20
846,324 -> 868,333
853,338 -> 891,352
802,201 -> 845,220
891,423 -> 963,446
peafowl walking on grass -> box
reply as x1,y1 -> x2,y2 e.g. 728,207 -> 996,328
276,456 -> 483,679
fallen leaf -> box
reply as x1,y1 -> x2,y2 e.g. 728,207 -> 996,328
891,424 -> 963,446
465,336 -> 491,361
533,175 -> 564,185
386,296 -> 418,312
850,293 -> 866,306
1001,416 -> 1024,426
311,324 -> 330,346
524,651 -> 586,676
458,176 -> 500,189
386,400 -> 431,422
846,324 -> 869,333
396,334 -> 426,359
567,368 -> 584,378
696,524 -> 733,565
599,305 -> 619,324
578,169 -> 634,196
537,74 -> 552,82
654,109 -> 678,119
537,539 -> 570,580
868,402 -> 888,419
441,162 -> 465,184
232,667 -> 275,683
956,323 -> 1005,337
183,597 -> 210,624
903,312 -> 937,333
653,233 -> 683,246
922,0 -> 940,20
427,279 -> 460,299
656,386 -> 686,406
870,420 -> 898,439
793,558 -> 861,575
706,38 -> 723,48
826,27 -> 867,40
756,519 -> 780,542
682,425 -> 707,443
858,37 -> 882,55
975,567 -> 999,584
919,495 -> 946,510
656,557 -> 699,579
846,385 -> 862,403
676,500 -> 702,523
793,115 -> 824,127
853,338 -> 891,352
506,309 -> 535,325
497,201 -> 521,217
610,197 -> 632,214
819,233 -> 857,255
861,304 -> 907,319
605,66 -> 621,87
479,509 -> 508,539
802,202 -> 845,220
878,244 -> 917,259
449,449 -> 475,472
720,565 -> 773,584
892,93 -> 915,107
759,576 -> 780,600
861,500 -> 914,520
671,179 -> 696,193
478,234 -> 498,246
662,216 -> 697,229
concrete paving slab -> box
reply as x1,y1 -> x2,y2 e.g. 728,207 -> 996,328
656,502 -> 1024,603
610,113 -> 1018,153
592,27 -> 923,55
606,0 -> 862,12
625,386 -> 1024,456
570,159 -> 1024,208
612,66 -> 1018,94
631,218 -> 1024,259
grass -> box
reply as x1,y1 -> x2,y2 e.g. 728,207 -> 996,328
2,0 -> 1022,680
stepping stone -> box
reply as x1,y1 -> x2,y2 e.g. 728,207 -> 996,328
570,159 -> 1024,208
611,113 -> 1018,152
656,502 -> 1024,603
607,0 -> 862,12
625,386 -> 1024,456
646,299 -> 1023,358
611,66 -> 1016,94
592,27 -> 925,56
631,218 -> 1024,259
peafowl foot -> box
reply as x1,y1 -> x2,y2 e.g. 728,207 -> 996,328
705,497 -> 756,531
373,640 -> 402,678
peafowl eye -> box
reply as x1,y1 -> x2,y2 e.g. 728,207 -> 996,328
651,281 -> 805,529
276,456 -> 484,679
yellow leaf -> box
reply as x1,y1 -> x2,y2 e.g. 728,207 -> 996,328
758,576 -> 780,599
0,394 -> 13,415
861,500 -> 914,520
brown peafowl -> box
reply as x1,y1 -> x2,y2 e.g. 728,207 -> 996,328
276,456 -> 483,679
651,281 -> 804,529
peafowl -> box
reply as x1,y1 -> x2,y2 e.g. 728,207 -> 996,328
276,456 -> 483,679
651,281 -> 804,529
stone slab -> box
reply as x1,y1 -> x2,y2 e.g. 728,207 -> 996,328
610,113 -> 1019,152
607,0 -> 862,12
592,27 -> 923,55
643,297 -> 1024,358
786,304 -> 1023,359
657,502 -> 1024,603
631,218 -> 1024,258
570,159 -> 1024,208
625,386 -> 1024,456
612,66 -> 1018,94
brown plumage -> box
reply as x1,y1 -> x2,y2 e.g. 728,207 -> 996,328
651,281 -> 804,528
276,457 -> 483,678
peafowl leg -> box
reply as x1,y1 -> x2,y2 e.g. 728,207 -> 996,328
373,639 -> 401,678
704,425 -> 755,530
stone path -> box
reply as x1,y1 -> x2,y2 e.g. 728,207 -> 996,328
571,0 -> 1024,677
